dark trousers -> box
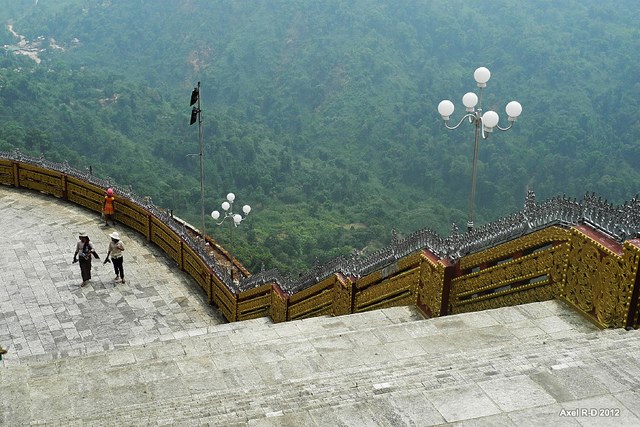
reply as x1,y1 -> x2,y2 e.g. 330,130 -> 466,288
112,256 -> 124,278
79,258 -> 92,281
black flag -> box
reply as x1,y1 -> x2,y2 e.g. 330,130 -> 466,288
190,87 -> 199,106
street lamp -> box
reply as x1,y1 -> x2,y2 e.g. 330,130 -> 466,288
211,192 -> 251,281
438,66 -> 522,232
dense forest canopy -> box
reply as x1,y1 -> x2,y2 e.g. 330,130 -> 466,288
1,0 -> 639,274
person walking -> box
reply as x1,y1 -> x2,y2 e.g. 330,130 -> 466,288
73,232 -> 98,287
104,231 -> 126,284
102,188 -> 116,226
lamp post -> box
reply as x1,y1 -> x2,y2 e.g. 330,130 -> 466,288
438,67 -> 522,232
211,192 -> 251,281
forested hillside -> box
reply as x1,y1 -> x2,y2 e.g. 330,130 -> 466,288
1,0 -> 639,274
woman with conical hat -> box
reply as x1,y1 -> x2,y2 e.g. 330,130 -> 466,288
104,231 -> 126,284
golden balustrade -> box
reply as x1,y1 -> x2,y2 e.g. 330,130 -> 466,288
2,156 -> 640,329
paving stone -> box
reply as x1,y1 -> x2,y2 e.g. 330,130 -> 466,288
425,383 -> 502,422
477,375 -> 556,412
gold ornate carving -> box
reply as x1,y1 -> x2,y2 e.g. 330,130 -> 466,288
238,293 -> 270,320
289,288 -> 333,319
150,220 -> 180,261
624,241 -> 640,328
450,242 -> 568,314
417,255 -> 445,317
18,168 -> 64,197
332,277 -> 353,316
460,226 -> 571,271
270,289 -> 288,323
593,256 -> 627,327
0,160 -> 14,185
454,282 -> 556,314
564,233 -> 601,312
214,278 -> 236,321
355,271 -> 383,289
289,279 -> 334,303
562,227 -> 640,328
240,284 -> 271,299
355,269 -> 418,312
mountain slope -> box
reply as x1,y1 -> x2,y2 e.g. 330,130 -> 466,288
1,0 -> 639,274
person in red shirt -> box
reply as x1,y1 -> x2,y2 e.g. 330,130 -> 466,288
102,188 -> 116,226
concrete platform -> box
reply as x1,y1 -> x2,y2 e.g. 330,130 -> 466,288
2,185 -> 640,426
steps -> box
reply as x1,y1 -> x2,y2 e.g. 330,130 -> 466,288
3,301 -> 640,426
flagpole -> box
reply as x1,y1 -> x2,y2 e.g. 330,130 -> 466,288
190,82 -> 205,242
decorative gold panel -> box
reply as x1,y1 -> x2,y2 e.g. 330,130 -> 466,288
294,305 -> 332,320
397,252 -> 422,271
288,288 -> 333,319
289,278 -> 334,304
332,275 -> 353,316
150,218 -> 180,262
239,283 -> 271,299
417,253 -> 446,317
355,270 -> 382,289
450,242 -> 569,314
624,240 -> 640,329
563,228 -> 640,328
359,292 -> 414,312
66,180 -> 103,212
455,281 -> 556,314
213,278 -> 237,321
182,245 -> 210,297
460,226 -> 571,271
18,168 -> 64,197
238,288 -> 271,321
0,160 -> 14,185
238,294 -> 270,313
355,268 -> 418,312
115,201 -> 149,236
270,288 -> 288,323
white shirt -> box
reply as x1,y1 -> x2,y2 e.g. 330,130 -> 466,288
108,240 -> 125,258
75,240 -> 95,260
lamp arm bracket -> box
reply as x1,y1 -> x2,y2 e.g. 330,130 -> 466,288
212,212 -> 235,226
496,123 -> 515,132
443,113 -> 476,130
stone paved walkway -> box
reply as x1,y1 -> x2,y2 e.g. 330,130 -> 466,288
2,185 -> 640,426
0,185 -> 226,366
